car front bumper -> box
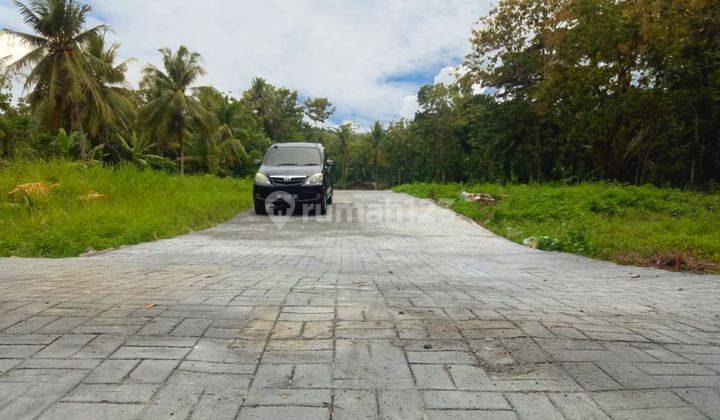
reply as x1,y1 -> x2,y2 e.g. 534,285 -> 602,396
254,184 -> 324,206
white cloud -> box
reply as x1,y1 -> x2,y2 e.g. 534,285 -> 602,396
433,66 -> 458,85
1,0 -> 492,122
0,33 -> 30,63
399,95 -> 420,120
0,33 -> 32,99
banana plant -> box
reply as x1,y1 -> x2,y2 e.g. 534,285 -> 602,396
117,132 -> 173,168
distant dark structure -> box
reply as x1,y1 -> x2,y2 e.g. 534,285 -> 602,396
345,180 -> 386,190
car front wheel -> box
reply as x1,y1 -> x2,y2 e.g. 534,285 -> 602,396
319,193 -> 327,215
254,198 -> 267,215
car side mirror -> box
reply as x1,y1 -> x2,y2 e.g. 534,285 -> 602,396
253,159 -> 262,166
326,160 -> 334,167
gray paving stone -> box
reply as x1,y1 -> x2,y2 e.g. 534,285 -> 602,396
0,344 -> 43,358
562,362 -> 624,391
1,190 -> 719,418
547,392 -> 610,420
139,383 -> 203,419
191,392 -> 243,419
85,359 -> 139,383
33,334 -> 95,358
40,402 -> 145,419
412,364 -> 456,389
610,407 -> 706,420
110,345 -> 190,360
673,388 -> 720,419
238,406 -> 330,420
72,334 -> 126,359
0,382 -> 76,418
244,388 -> 331,406
378,390 -> 425,419
61,383 -> 159,404
407,350 -> 476,365
591,389 -> 688,411
426,410 -> 519,420
333,389 -> 377,419
423,391 -> 510,410
129,359 -> 179,383
505,393 -> 564,420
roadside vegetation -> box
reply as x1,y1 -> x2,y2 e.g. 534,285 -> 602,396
0,160 -> 252,257
2,0 -> 719,189
1,0 -> 719,267
395,183 -> 720,273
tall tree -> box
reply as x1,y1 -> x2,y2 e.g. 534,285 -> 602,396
80,32 -> 135,145
466,0 -> 562,182
416,83 -> 461,182
336,122 -> 354,185
304,97 -> 335,141
4,0 -> 109,159
369,121 -> 384,183
243,77 -> 305,142
141,46 -> 208,175
193,86 -> 264,175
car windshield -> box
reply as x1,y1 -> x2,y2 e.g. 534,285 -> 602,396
263,147 -> 322,166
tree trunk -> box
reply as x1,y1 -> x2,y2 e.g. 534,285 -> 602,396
373,148 -> 379,184
72,106 -> 87,160
535,120 -> 544,183
602,113 -> 623,180
179,130 -> 185,176
439,124 -> 446,183
1,134 -> 9,158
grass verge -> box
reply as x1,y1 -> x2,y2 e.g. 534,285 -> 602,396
394,182 -> 720,274
0,160 -> 253,257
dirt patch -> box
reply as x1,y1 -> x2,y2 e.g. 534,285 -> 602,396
616,251 -> 720,274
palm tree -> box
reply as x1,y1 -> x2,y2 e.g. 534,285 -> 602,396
193,87 -> 249,174
141,46 -> 208,175
3,0 -> 109,160
81,32 -> 135,143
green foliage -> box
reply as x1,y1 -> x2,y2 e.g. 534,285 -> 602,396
116,132 -> 170,168
140,46 -> 208,175
328,0 -> 718,188
0,160 -> 252,257
2,0 -> 719,189
243,77 -> 308,142
55,129 -> 77,157
394,182 -> 720,271
304,97 -> 335,126
4,0 -> 110,159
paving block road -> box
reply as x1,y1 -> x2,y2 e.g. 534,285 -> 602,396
1,191 -> 719,419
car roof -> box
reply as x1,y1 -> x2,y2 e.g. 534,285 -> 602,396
270,142 -> 324,149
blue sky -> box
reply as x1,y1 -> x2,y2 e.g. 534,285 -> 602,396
1,0 -> 491,127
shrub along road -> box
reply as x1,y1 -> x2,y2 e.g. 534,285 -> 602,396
0,191 -> 718,419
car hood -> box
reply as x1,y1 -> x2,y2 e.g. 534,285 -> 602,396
260,165 -> 322,177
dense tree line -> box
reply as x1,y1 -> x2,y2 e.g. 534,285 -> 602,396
373,0 -> 720,186
2,0 -> 719,187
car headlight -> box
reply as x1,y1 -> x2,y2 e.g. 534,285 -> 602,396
254,172 -> 271,185
304,173 -> 324,185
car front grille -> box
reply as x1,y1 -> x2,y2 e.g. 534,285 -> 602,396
270,176 -> 307,186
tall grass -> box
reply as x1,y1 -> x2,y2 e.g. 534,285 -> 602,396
394,182 -> 720,273
0,160 -> 253,257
